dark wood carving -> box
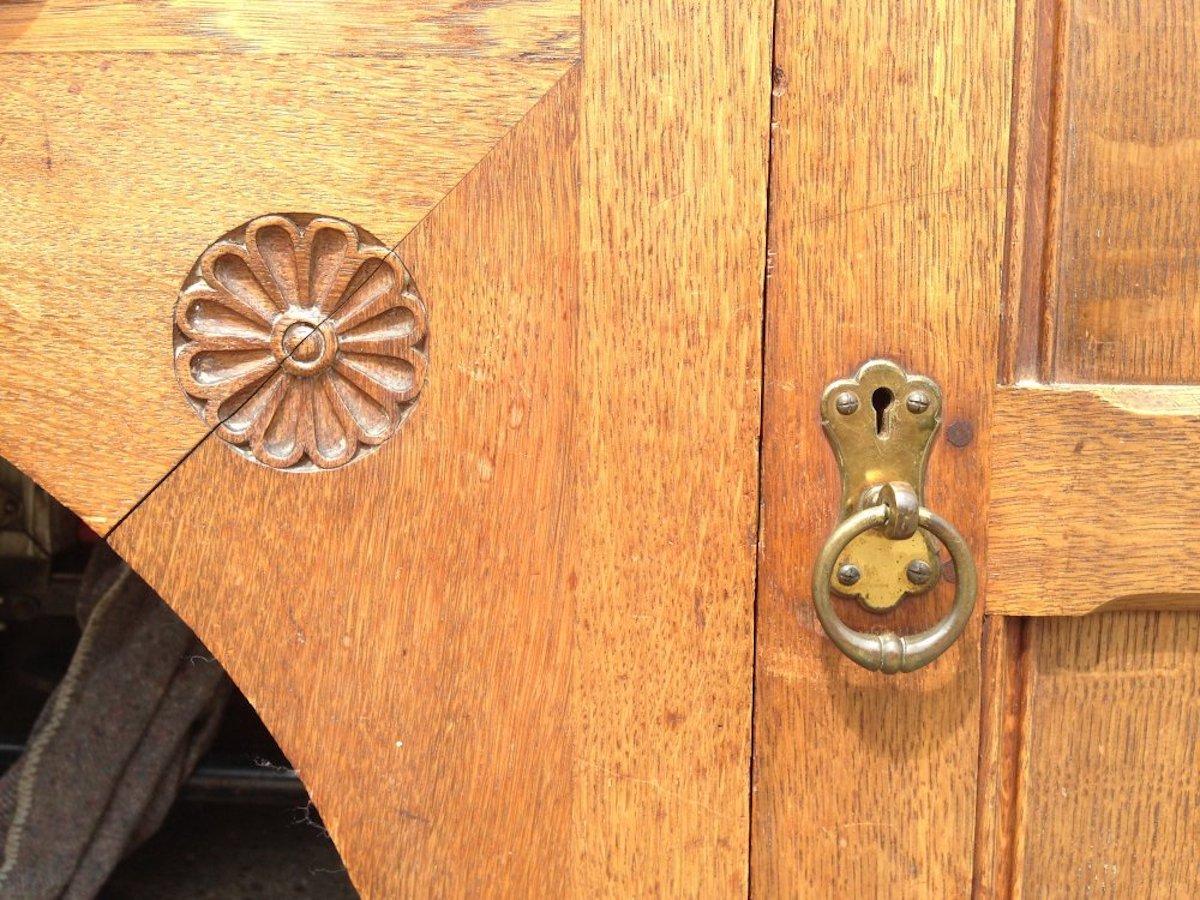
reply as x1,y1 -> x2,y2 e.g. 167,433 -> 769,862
174,214 -> 428,471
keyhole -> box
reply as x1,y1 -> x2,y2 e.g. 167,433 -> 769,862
871,387 -> 894,436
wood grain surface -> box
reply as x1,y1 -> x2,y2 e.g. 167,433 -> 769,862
109,0 -> 773,889
0,0 -> 578,533
571,0 -> 771,891
989,383 -> 1200,616
113,72 -> 585,897
983,3 -> 1200,893
0,0 -> 577,57
972,615 -> 1027,898
11,0 -> 1195,893
752,0 -> 1013,895
1047,0 -> 1200,383
999,0 -> 1200,387
997,0 -> 1061,384
1012,613 -> 1200,897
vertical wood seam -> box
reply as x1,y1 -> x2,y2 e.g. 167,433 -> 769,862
999,0 -> 1036,384
973,615 -> 1004,898
983,0 -> 1042,891
1037,0 -> 1071,383
972,615 -> 1032,898
747,0 -> 783,893
999,0 -> 1068,385
1007,617 -> 1036,899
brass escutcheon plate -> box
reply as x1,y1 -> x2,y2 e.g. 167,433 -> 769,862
820,360 -> 942,611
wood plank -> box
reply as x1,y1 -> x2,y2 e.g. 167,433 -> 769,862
971,615 -> 1028,898
572,0 -> 771,891
1048,0 -> 1200,383
1016,613 -> 1200,896
998,0 -> 1064,384
0,0 -> 579,58
753,0 -> 1013,894
989,383 -> 1200,616
0,2 -> 578,533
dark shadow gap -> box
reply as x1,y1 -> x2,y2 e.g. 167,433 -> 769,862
0,457 -> 355,898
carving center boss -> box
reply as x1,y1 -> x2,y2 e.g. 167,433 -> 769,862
273,316 -> 338,375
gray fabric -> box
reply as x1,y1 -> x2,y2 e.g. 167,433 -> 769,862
0,544 -> 231,899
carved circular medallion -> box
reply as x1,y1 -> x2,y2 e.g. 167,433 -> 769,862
173,214 -> 428,471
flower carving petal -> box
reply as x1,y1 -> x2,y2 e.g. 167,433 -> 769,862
174,213 -> 428,471
300,218 -> 363,315
197,243 -> 284,326
243,215 -> 304,311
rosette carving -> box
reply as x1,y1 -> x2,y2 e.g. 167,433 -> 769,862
174,214 -> 428,470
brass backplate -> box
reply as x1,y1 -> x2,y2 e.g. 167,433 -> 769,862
820,360 -> 942,611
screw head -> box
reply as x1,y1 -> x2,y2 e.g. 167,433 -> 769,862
906,559 -> 934,585
906,391 -> 931,414
835,392 -> 859,415
836,563 -> 861,586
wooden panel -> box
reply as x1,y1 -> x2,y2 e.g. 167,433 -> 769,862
753,0 -> 1013,895
109,0 -> 773,888
972,615 -> 1027,898
1017,613 -> 1200,896
0,0 -> 578,533
572,0 -> 770,892
111,72 -> 582,896
1048,0 -> 1200,383
986,5 -> 1200,891
989,384 -> 1200,615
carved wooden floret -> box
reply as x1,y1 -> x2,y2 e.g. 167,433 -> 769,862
174,214 -> 428,471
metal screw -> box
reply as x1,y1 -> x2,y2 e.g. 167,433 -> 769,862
906,391 -> 931,414
906,559 -> 934,585
836,563 -> 861,586
835,392 -> 859,415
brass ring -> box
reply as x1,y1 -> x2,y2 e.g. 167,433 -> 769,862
812,504 -> 977,674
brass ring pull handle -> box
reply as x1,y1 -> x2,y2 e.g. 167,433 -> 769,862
812,489 -> 977,674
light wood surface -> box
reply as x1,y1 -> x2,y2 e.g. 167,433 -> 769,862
997,0 -> 1060,384
752,0 -> 1013,894
999,0 -> 1200,387
109,0 -> 772,890
0,0 -> 578,533
988,0 -> 1200,619
972,615 -> 1027,898
0,0 -> 576,57
571,0 -> 771,892
6,0 -> 1195,893
990,383 -> 1200,616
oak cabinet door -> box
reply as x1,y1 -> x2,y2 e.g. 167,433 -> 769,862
984,2 -> 1200,894
754,2 -> 1009,893
755,1 -> 1200,896
3,0 -> 1199,896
